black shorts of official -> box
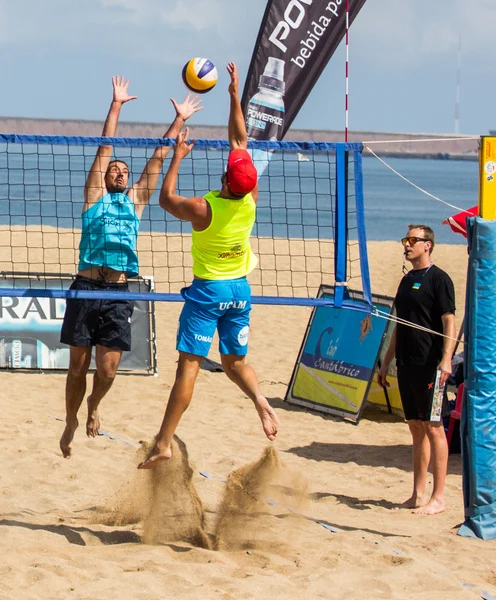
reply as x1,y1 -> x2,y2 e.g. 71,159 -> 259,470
397,364 -> 450,422
60,276 -> 134,351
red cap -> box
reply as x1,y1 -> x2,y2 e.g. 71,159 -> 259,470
226,149 -> 258,196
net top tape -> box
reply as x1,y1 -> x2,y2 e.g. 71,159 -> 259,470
0,134 -> 363,152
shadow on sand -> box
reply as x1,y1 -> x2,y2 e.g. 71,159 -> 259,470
0,519 -> 141,546
267,397 -> 405,424
285,441 -> 462,476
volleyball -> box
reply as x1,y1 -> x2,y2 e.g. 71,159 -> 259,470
182,58 -> 218,94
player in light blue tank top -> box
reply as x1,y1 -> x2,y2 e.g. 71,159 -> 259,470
59,76 -> 203,459
78,191 -> 140,277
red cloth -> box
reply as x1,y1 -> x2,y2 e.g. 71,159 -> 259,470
443,205 -> 478,238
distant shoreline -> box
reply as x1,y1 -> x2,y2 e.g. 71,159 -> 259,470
0,116 -> 480,160
363,151 -> 478,162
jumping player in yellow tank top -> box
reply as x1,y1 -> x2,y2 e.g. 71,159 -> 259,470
139,63 -> 279,469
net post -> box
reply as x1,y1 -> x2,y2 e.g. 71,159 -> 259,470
458,135 -> 496,539
334,143 -> 348,307
479,136 -> 496,218
353,147 -> 372,306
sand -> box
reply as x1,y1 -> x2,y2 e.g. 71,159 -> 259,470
1,239 -> 495,600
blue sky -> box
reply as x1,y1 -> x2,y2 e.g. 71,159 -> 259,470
1,0 -> 494,135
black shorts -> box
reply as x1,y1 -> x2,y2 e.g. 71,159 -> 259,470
60,276 -> 134,351
397,364 -> 450,422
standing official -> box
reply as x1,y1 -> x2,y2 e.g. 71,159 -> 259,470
378,224 -> 456,515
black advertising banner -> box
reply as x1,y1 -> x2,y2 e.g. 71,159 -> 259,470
242,0 -> 368,140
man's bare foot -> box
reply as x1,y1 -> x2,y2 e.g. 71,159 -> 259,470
413,497 -> 445,515
254,396 -> 279,441
137,443 -> 172,470
60,419 -> 78,458
86,397 -> 100,438
401,493 -> 426,509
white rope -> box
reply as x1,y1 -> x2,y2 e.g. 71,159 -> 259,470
372,307 -> 463,344
364,146 -> 466,212
362,136 -> 478,145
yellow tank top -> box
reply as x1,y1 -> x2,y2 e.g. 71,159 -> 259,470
192,190 -> 258,280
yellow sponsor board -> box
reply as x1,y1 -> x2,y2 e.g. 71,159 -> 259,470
479,136 -> 496,220
292,363 -> 369,413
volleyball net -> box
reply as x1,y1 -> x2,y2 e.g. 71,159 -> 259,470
0,134 -> 370,308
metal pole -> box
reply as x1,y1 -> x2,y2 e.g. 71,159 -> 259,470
344,0 -> 350,142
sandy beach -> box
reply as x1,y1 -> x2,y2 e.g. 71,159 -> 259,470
1,239 -> 495,600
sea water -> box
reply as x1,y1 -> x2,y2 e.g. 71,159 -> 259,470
0,148 -> 477,245
362,156 -> 477,244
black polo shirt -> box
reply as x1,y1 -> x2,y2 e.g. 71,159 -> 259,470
394,264 -> 456,367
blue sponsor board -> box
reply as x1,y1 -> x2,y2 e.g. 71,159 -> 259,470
286,286 -> 394,422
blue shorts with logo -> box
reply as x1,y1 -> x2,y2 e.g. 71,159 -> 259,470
177,278 -> 252,357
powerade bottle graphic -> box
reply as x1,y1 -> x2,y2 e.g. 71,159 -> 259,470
0,337 -> 70,369
246,57 -> 285,141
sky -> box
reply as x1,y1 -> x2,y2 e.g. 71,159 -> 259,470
0,0 -> 494,135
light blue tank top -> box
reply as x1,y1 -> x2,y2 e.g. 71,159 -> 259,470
78,192 -> 140,277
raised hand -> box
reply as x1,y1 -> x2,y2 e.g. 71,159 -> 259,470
174,128 -> 195,158
170,94 -> 203,121
112,75 -> 138,104
226,62 -> 239,96
438,358 -> 452,388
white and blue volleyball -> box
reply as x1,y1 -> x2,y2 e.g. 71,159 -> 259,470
182,58 -> 218,94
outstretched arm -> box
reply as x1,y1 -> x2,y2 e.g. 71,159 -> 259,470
226,62 -> 258,201
131,95 -> 203,218
84,76 -> 137,208
158,128 -> 209,228
227,62 -> 247,151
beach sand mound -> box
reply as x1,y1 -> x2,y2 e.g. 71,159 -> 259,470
214,446 -> 309,553
99,442 -> 308,555
137,436 -> 211,549
98,436 -> 209,548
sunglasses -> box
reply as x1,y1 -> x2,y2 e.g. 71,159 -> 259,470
401,236 -> 430,246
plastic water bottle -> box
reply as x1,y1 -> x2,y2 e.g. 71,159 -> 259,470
246,57 -> 286,141
0,337 -> 70,369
